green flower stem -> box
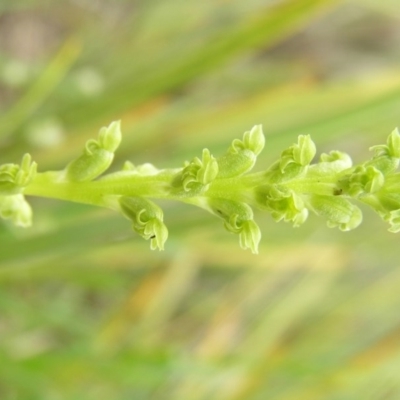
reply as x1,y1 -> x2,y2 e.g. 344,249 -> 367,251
24,168 -> 346,210
24,170 -> 179,209
242,170 -> 341,197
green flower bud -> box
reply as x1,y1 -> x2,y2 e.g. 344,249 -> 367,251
258,184 -> 308,227
0,194 -> 32,227
65,121 -> 121,182
280,135 -> 316,173
0,154 -> 37,195
180,148 -> 218,193
308,195 -> 362,231
119,196 -> 168,250
207,198 -> 261,254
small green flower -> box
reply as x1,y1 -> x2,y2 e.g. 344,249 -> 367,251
231,125 -> 265,156
207,198 -> 261,254
258,184 -> 308,227
365,129 -> 400,175
386,209 -> 400,233
0,154 -> 37,195
367,191 -> 400,225
319,150 -> 352,172
180,148 -> 219,193
65,120 -> 122,182
347,165 -> 385,197
98,120 -> 122,153
280,135 -> 316,173
370,128 -> 400,159
217,125 -> 265,178
308,194 -> 362,231
0,194 -> 32,227
119,196 -> 168,250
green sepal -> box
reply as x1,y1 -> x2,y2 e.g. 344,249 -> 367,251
119,196 -> 168,250
207,198 -> 261,254
308,194 -> 362,231
0,194 -> 32,227
0,154 -> 37,195
65,121 -> 121,182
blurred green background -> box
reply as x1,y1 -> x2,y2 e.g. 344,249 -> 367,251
1,0 -> 400,399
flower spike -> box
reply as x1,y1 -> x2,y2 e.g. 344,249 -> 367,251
3,122 -> 400,252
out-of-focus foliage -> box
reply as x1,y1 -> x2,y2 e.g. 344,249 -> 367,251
1,0 -> 400,399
